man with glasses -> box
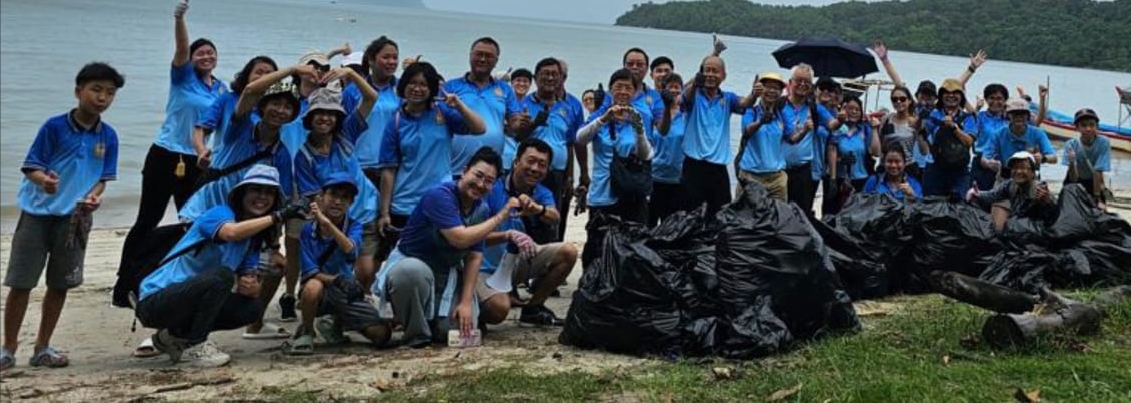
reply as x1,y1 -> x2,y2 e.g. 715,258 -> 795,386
981,98 -> 1056,184
444,37 -> 524,178
781,64 -> 819,212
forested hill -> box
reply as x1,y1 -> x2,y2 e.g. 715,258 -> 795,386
615,0 -> 1131,72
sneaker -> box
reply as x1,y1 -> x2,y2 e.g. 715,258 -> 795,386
315,316 -> 350,344
279,294 -> 297,322
152,329 -> 189,363
182,341 -> 230,368
518,305 -> 565,327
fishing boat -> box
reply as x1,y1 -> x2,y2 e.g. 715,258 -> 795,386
1040,120 -> 1131,154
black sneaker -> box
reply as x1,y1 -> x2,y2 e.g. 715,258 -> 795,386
519,305 -> 564,327
279,294 -> 297,322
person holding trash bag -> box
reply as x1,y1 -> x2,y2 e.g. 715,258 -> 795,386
966,151 -> 1057,234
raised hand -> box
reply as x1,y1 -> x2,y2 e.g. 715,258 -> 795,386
712,33 -> 728,56
969,49 -> 987,70
872,40 -> 889,61
174,0 -> 189,18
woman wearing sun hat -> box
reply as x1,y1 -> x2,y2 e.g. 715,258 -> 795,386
917,78 -> 977,198
736,71 -> 809,201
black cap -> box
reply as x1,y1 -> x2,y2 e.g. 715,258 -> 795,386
916,80 -> 936,97
1074,108 -> 1100,125
816,76 -> 840,91
511,68 -> 533,81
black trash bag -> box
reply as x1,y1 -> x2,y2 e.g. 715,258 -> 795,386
1046,184 -> 1101,242
900,198 -> 997,292
717,298 -> 793,359
979,249 -> 1087,294
1061,241 -> 1131,287
649,206 -> 721,316
824,193 -> 910,254
560,223 -> 688,355
808,215 -> 889,300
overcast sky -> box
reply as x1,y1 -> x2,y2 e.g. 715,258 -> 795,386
422,0 -> 847,24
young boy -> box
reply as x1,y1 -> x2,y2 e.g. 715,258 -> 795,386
1063,108 -> 1112,211
285,172 -> 390,355
2,62 -> 124,370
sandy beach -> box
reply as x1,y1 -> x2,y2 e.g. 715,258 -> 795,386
1,198 -> 1130,401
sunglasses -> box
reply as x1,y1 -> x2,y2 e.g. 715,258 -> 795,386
308,62 -> 330,73
891,97 -> 908,102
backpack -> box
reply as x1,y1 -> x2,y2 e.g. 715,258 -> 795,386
929,112 -> 971,169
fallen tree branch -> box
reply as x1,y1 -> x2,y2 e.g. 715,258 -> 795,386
929,271 -> 1038,314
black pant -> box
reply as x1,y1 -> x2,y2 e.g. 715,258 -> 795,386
375,214 -> 409,262
581,199 -> 647,270
681,156 -> 731,217
648,182 -> 684,227
785,163 -> 815,215
119,145 -> 201,275
136,269 -> 263,344
540,169 -> 571,242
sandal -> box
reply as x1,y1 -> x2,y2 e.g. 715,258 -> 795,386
1,348 -> 14,371
242,323 -> 292,340
283,334 -> 315,356
28,346 -> 69,368
133,337 -> 161,358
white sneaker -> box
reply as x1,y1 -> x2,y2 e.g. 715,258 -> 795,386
182,341 -> 231,368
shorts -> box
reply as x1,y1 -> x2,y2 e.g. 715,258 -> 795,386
475,242 -> 565,302
992,199 -> 1012,213
313,280 -> 385,332
285,217 -> 309,239
737,170 -> 788,201
4,212 -> 87,290
360,220 -> 379,257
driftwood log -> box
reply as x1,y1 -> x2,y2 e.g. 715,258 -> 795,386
930,271 -> 1131,349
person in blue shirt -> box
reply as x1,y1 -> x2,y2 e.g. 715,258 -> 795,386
917,78 -> 978,199
345,36 -> 404,191
376,62 -> 486,267
971,84 -> 1009,191
827,95 -> 878,193
967,152 -> 1056,234
373,148 -> 520,348
813,77 -> 844,204
285,173 -> 390,355
679,55 -> 757,215
863,145 -> 923,202
192,56 -> 278,170
648,73 -> 687,226
981,98 -> 1057,183
119,1 -> 226,308
476,140 -> 578,328
575,69 -> 655,267
1063,108 -> 1112,210
137,165 -> 308,368
513,58 -> 584,241
781,64 -> 822,213
443,37 -> 523,176
649,56 -> 674,90
737,72 -> 805,202
2,63 -> 123,371
510,68 -> 533,100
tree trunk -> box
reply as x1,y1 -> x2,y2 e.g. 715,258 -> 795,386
929,271 -> 1038,314
980,288 -> 1118,349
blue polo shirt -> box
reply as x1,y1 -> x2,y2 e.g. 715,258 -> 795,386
519,94 -> 583,171
378,104 -> 470,216
811,104 -> 836,180
480,176 -> 556,273
975,111 -> 1008,155
139,205 -> 259,300
862,174 -> 923,201
587,120 -> 651,207
178,115 -> 294,222
1062,136 -> 1112,180
280,97 -> 311,160
985,125 -> 1055,162
299,218 -> 363,281
594,85 -> 665,127
153,63 -> 227,155
651,112 -> 686,184
924,109 -> 978,147
343,76 -> 401,169
681,89 -> 742,165
18,111 -> 119,216
196,92 -> 260,156
780,101 -> 815,167
830,123 -> 873,180
394,181 -> 490,271
293,113 -> 377,223
443,76 -> 521,174
738,105 -> 791,174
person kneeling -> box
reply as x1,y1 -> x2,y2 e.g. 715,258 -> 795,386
136,165 -> 304,367
478,139 -> 578,328
286,172 -> 391,355
966,151 -> 1056,234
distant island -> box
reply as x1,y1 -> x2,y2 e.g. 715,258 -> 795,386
615,0 -> 1131,72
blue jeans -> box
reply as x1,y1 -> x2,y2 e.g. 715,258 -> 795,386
923,164 -> 971,199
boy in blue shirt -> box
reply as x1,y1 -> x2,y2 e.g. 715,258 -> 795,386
2,62 -> 124,371
286,173 -> 390,355
1063,108 -> 1112,210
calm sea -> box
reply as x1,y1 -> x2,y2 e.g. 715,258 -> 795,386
3,0 -> 1130,233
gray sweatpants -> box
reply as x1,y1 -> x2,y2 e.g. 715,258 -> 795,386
382,257 -> 478,345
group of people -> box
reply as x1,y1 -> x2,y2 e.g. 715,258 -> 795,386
2,0 -> 1116,371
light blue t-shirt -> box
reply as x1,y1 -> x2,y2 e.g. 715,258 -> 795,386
280,97 -> 311,160
985,124 -> 1055,162
140,205 -> 258,300
811,104 -> 836,180
830,123 -> 873,180
680,89 -> 741,165
587,119 -> 651,207
343,76 -> 401,169
519,94 -> 583,171
444,76 -> 521,174
153,63 -> 227,155
738,105 -> 791,174
299,218 -> 363,281
18,111 -> 119,216
862,174 -> 923,201
378,104 -> 470,216
293,113 -> 378,223
196,91 -> 260,156
480,176 -> 556,273
975,111 -> 1008,155
780,101 -> 815,166
1061,136 -> 1112,180
650,111 -> 686,184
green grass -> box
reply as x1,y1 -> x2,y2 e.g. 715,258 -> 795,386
261,293 -> 1131,402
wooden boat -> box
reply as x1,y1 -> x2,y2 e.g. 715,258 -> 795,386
1039,119 -> 1131,154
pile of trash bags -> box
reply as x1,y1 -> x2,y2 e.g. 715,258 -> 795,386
560,183 -> 1131,359
560,183 -> 860,359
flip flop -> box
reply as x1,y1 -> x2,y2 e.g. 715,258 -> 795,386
282,334 -> 315,356
242,323 -> 292,340
133,337 -> 162,358
28,346 -> 69,368
1,348 -> 14,371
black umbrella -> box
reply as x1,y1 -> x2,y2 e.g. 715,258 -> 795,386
772,38 -> 878,78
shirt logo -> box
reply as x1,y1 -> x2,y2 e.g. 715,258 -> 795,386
645,96 -> 653,105
558,108 -> 568,118
435,110 -> 445,125
93,141 -> 105,158
494,87 -> 504,97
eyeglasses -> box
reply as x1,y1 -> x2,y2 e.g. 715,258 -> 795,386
891,97 -> 908,102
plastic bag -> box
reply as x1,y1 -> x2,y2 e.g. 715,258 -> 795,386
809,215 -> 889,300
